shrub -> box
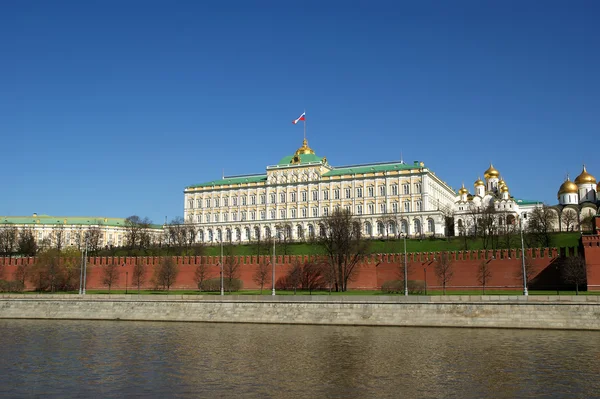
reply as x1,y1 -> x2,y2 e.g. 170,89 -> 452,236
0,280 -> 24,293
200,277 -> 243,292
381,280 -> 426,295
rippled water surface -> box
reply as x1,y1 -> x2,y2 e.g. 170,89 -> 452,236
1,320 -> 600,398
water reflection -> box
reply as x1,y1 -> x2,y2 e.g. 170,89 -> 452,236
1,320 -> 599,398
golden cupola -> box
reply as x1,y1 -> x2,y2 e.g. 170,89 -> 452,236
474,177 -> 485,187
557,177 -> 578,198
574,165 -> 596,185
500,184 -> 509,193
458,183 -> 469,195
484,164 -> 500,179
294,138 -> 315,156
498,178 -> 506,189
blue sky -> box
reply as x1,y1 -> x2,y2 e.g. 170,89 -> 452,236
1,1 -> 599,224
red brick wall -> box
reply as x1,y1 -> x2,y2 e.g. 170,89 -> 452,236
0,248 -> 567,292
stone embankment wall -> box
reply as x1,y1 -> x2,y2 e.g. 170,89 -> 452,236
1,295 -> 600,330
0,247 -> 575,291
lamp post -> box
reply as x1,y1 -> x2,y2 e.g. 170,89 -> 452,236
519,216 -> 528,296
79,244 -> 84,295
125,271 -> 128,295
403,233 -> 408,296
220,239 -> 224,296
82,234 -> 88,295
272,233 -> 276,296
424,265 -> 427,295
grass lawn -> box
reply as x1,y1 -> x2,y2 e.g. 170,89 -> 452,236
198,232 -> 581,257
24,288 -> 598,296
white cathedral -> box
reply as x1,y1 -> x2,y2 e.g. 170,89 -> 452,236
553,166 -> 599,231
453,164 -> 540,235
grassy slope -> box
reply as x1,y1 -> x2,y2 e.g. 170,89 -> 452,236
200,232 -> 581,257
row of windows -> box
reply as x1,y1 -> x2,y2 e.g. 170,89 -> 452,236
189,200 -> 424,223
195,218 -> 436,243
187,183 -> 423,209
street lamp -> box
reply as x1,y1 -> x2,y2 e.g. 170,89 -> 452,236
403,233 -> 408,296
519,216 -> 528,296
220,239 -> 224,296
272,232 -> 277,296
424,265 -> 427,295
82,234 -> 88,295
125,271 -> 128,295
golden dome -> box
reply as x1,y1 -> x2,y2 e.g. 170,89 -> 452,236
557,177 -> 578,198
501,185 -> 509,193
474,177 -> 485,187
574,165 -> 596,185
294,138 -> 315,156
458,183 -> 468,195
484,163 -> 500,179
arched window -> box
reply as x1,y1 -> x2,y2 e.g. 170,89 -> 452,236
427,219 -> 435,233
365,222 -> 372,236
254,227 -> 260,240
297,225 -> 303,239
414,219 -> 421,235
198,230 -> 204,243
286,225 -> 292,240
226,228 -> 232,242
217,229 -> 222,242
235,228 -> 241,241
308,224 -> 315,238
388,221 -> 396,236
401,220 -> 408,234
265,226 -> 271,239
377,221 -> 385,236
245,227 -> 251,241
319,224 -> 326,237
208,229 -> 213,242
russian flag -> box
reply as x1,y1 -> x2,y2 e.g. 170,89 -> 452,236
292,112 -> 306,124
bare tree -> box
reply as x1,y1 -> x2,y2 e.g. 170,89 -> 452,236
561,209 -> 578,232
252,259 -> 271,294
124,215 -> 153,250
14,263 -> 28,288
86,226 -> 102,254
562,256 -> 587,295
515,254 -> 537,292
222,252 -> 241,293
477,259 -> 493,294
440,207 -> 455,240
0,224 -> 18,256
287,260 -> 303,294
17,228 -> 37,256
50,225 -> 66,252
131,261 -> 147,294
299,260 -> 326,295
319,209 -> 370,292
526,205 -> 557,248
30,249 -> 64,292
434,252 -> 454,294
153,257 -> 179,292
101,263 -> 120,293
480,203 -> 499,250
194,260 -> 211,292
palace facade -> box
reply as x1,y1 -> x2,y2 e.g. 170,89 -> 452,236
0,214 -> 164,250
184,139 -> 457,243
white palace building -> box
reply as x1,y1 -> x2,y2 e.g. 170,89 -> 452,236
184,139 -> 458,243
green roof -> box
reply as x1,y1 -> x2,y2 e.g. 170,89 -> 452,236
186,174 -> 267,189
277,153 -> 323,166
0,215 -> 163,229
515,199 -> 541,206
323,161 -> 420,177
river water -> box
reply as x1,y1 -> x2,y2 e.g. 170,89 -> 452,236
1,320 -> 599,398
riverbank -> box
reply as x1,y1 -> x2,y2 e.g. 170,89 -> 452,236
1,295 -> 599,330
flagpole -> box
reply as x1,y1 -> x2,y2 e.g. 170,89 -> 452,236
303,109 -> 306,141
